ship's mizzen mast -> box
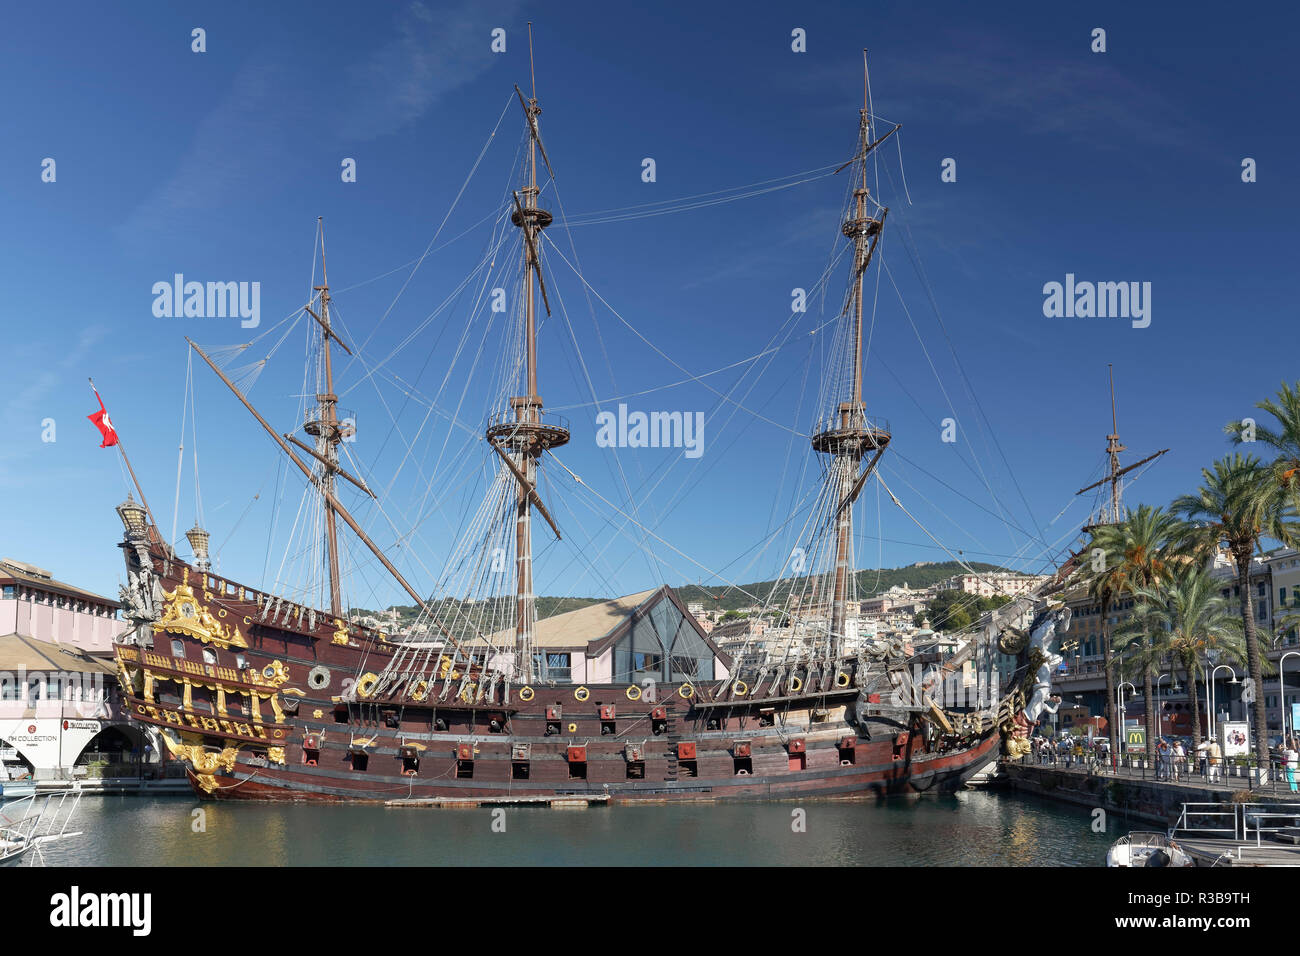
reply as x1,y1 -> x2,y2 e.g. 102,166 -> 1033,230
486,23 -> 568,683
812,51 -> 894,654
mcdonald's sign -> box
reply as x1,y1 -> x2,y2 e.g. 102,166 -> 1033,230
1124,728 -> 1146,753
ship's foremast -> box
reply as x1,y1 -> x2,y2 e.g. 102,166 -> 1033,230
184,250 -> 476,658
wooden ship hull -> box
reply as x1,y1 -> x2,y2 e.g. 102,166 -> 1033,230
112,549 -> 1000,803
107,39 -> 1026,809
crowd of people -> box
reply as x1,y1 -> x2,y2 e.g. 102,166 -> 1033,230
1029,732 -> 1300,789
1031,734 -> 1110,769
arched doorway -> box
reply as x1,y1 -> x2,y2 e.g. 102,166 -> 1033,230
74,726 -> 141,779
0,737 -> 35,781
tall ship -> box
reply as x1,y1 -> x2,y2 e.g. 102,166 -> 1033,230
109,36 -> 1074,802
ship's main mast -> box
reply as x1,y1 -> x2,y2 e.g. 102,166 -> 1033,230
811,53 -> 894,655
485,24 -> 568,683
301,228 -> 350,618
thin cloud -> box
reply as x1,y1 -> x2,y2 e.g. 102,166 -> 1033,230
117,0 -> 518,244
782,29 -> 1196,153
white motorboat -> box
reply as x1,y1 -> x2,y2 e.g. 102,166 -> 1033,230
1106,830 -> 1195,867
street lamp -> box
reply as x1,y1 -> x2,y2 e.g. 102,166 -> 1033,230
1117,680 -> 1136,761
1208,665 -> 1238,736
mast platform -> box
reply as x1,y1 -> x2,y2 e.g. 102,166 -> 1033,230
485,405 -> 571,452
811,409 -> 890,455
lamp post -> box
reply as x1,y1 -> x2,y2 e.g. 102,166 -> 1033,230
1208,665 -> 1238,738
1117,680 -> 1136,765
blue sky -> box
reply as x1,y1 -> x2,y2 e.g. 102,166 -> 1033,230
2,0 -> 1297,610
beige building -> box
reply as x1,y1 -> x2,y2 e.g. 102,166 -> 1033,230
940,572 -> 1047,599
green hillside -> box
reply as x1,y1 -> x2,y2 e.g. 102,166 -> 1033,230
352,560 -> 1009,630
352,595 -> 606,633
672,561 -> 1007,612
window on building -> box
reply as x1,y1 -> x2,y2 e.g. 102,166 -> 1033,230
1282,587 -> 1288,607
544,653 -> 572,682
1,585 -> 13,600
171,639 -> 186,658
632,652 -> 662,674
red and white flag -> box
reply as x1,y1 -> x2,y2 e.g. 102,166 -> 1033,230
87,384 -> 118,448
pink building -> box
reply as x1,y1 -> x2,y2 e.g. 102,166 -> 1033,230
0,558 -> 127,653
0,559 -> 142,781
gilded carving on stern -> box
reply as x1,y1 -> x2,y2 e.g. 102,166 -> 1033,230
158,568 -> 248,649
252,660 -> 292,688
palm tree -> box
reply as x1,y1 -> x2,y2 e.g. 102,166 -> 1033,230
1225,381 -> 1300,509
1117,571 -> 1247,756
1090,506 -> 1183,758
1077,521 -> 1128,759
1173,453 -> 1298,768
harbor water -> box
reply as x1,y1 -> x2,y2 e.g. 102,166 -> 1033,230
20,789 -> 1121,866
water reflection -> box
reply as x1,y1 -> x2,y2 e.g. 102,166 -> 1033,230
21,790 -> 1121,867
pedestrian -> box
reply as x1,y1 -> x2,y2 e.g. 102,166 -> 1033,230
1207,736 -> 1222,783
1156,739 -> 1170,780
1173,740 -> 1187,781
1285,738 -> 1298,794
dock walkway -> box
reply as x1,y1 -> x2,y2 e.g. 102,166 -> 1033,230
1175,836 -> 1300,867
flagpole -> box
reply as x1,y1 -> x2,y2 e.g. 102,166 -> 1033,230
90,377 -> 166,550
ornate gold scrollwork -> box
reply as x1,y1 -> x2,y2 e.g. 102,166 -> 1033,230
251,660 -> 292,688
158,568 -> 248,649
161,732 -> 241,794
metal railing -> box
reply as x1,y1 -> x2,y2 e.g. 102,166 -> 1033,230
1171,801 -> 1300,862
1023,748 -> 1300,794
